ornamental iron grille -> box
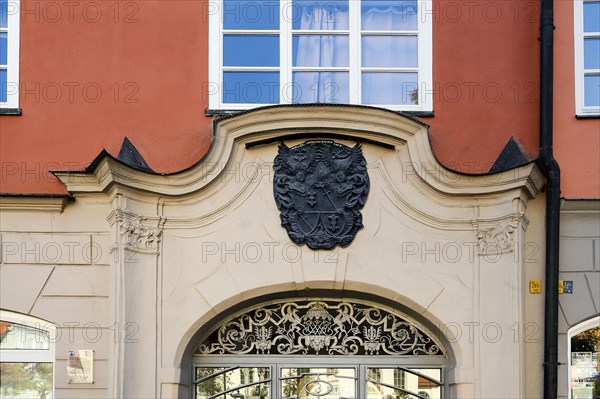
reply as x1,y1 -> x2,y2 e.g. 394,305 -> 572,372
273,141 -> 370,250
196,300 -> 445,357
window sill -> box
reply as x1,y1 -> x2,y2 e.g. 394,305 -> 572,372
0,108 -> 22,116
575,113 -> 600,119
206,108 -> 434,118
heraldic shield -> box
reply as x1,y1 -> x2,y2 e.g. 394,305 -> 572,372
273,140 -> 370,250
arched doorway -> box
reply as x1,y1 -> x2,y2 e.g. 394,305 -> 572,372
191,298 -> 448,399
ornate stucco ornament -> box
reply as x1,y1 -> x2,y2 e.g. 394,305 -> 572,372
477,220 -> 519,253
273,141 -> 370,250
197,300 -> 444,356
120,220 -> 162,252
108,208 -> 165,254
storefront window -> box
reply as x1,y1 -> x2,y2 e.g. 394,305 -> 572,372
570,317 -> 600,399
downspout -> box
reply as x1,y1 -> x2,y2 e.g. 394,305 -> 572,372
539,0 -> 560,398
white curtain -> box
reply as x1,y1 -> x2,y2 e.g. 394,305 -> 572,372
294,5 -> 349,102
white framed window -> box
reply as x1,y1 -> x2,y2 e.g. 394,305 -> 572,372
0,310 -> 56,398
575,0 -> 600,116
208,0 -> 433,112
0,0 -> 19,109
568,316 -> 600,399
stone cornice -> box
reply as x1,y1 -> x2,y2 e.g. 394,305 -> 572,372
0,195 -> 71,212
51,105 -> 544,201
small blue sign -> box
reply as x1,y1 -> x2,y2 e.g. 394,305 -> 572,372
563,280 -> 574,294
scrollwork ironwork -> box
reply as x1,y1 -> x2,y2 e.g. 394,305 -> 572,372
197,300 -> 444,357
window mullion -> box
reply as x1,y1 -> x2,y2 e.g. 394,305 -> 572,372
349,0 -> 361,105
280,0 -> 292,104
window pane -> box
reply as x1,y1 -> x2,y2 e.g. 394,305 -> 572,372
584,75 -> 600,106
570,326 -> 600,399
292,71 -> 349,103
293,35 -> 349,67
224,35 -> 279,67
196,367 -> 270,399
223,71 -> 280,104
0,69 -> 6,103
362,35 -> 418,67
367,368 -> 441,399
0,32 -> 7,65
362,0 -> 419,31
584,38 -> 600,69
0,322 -> 50,350
281,368 -> 356,399
292,0 -> 349,30
0,363 -> 53,398
223,0 -> 279,30
362,72 -> 418,104
0,0 -> 7,29
584,1 -> 600,32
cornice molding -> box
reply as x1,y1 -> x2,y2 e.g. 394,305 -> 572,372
0,195 -> 70,212
51,105 -> 544,201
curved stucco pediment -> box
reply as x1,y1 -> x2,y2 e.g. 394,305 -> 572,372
53,104 -> 543,201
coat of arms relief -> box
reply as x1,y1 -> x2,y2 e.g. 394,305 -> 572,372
273,140 -> 370,250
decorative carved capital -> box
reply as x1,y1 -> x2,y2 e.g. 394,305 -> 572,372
108,208 -> 165,255
476,220 -> 519,254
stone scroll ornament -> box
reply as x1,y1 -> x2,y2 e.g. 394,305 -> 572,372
273,141 -> 370,250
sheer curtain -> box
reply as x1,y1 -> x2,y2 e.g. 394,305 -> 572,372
294,4 -> 349,103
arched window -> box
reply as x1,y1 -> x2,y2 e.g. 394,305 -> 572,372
0,310 -> 55,399
568,316 -> 600,399
193,299 -> 446,399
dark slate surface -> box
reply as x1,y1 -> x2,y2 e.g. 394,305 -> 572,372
117,137 -> 154,173
489,136 -> 531,173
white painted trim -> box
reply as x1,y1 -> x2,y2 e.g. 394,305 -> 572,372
1,0 -> 19,109
208,0 -> 222,110
567,315 -> 600,399
208,0 -> 433,111
0,310 -> 56,363
574,0 -> 600,115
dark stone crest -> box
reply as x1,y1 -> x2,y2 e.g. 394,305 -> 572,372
273,140 -> 370,250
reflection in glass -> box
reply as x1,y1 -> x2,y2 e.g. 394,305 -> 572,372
0,322 -> 50,350
0,363 -> 53,398
223,35 -> 280,67
292,72 -> 349,103
223,72 -> 280,104
0,32 -> 6,65
584,75 -> 600,107
293,35 -> 349,67
196,367 -> 271,399
584,1 -> 600,33
223,0 -> 279,30
361,35 -> 418,68
0,69 -> 6,103
0,0 -> 7,29
570,326 -> 600,399
292,0 -> 349,30
281,367 -> 355,398
367,368 -> 441,399
362,72 -> 418,105
584,38 -> 600,70
362,0 -> 419,31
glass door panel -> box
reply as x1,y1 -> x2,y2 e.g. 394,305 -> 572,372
366,367 -> 441,399
196,367 -> 271,399
280,367 -> 356,399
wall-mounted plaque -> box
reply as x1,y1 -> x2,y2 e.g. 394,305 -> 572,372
274,140 -> 370,250
67,349 -> 94,384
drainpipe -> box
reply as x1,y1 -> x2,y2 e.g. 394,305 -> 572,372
539,0 -> 560,398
